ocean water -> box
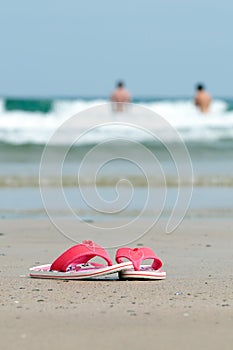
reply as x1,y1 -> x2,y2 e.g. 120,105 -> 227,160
0,96 -> 233,224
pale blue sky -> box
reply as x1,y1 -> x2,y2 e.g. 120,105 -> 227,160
0,0 -> 232,97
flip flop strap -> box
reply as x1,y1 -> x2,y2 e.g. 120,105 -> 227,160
116,247 -> 162,271
50,240 -> 112,272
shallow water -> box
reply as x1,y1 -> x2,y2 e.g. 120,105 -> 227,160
0,186 -> 232,221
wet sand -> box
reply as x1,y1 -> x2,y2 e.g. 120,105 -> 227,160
0,218 -> 233,350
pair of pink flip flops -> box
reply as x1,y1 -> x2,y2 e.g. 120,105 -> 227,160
29,240 -> 166,280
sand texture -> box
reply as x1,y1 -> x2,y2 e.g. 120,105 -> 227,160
0,218 -> 233,350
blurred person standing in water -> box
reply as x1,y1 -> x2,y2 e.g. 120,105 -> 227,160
194,83 -> 212,113
110,81 -> 131,112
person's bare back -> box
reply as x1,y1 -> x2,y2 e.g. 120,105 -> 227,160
111,81 -> 131,112
194,84 -> 211,113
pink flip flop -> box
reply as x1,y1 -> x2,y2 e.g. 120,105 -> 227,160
116,247 -> 166,280
29,240 -> 133,280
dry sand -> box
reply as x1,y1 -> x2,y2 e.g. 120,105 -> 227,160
0,218 -> 233,350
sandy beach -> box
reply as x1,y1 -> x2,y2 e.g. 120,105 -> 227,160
1,217 -> 232,350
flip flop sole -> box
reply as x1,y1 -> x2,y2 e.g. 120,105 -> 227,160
29,262 -> 132,280
119,266 -> 166,280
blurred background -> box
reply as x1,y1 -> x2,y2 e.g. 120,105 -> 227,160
0,0 -> 232,223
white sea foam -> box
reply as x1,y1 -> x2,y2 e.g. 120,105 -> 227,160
0,98 -> 232,145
